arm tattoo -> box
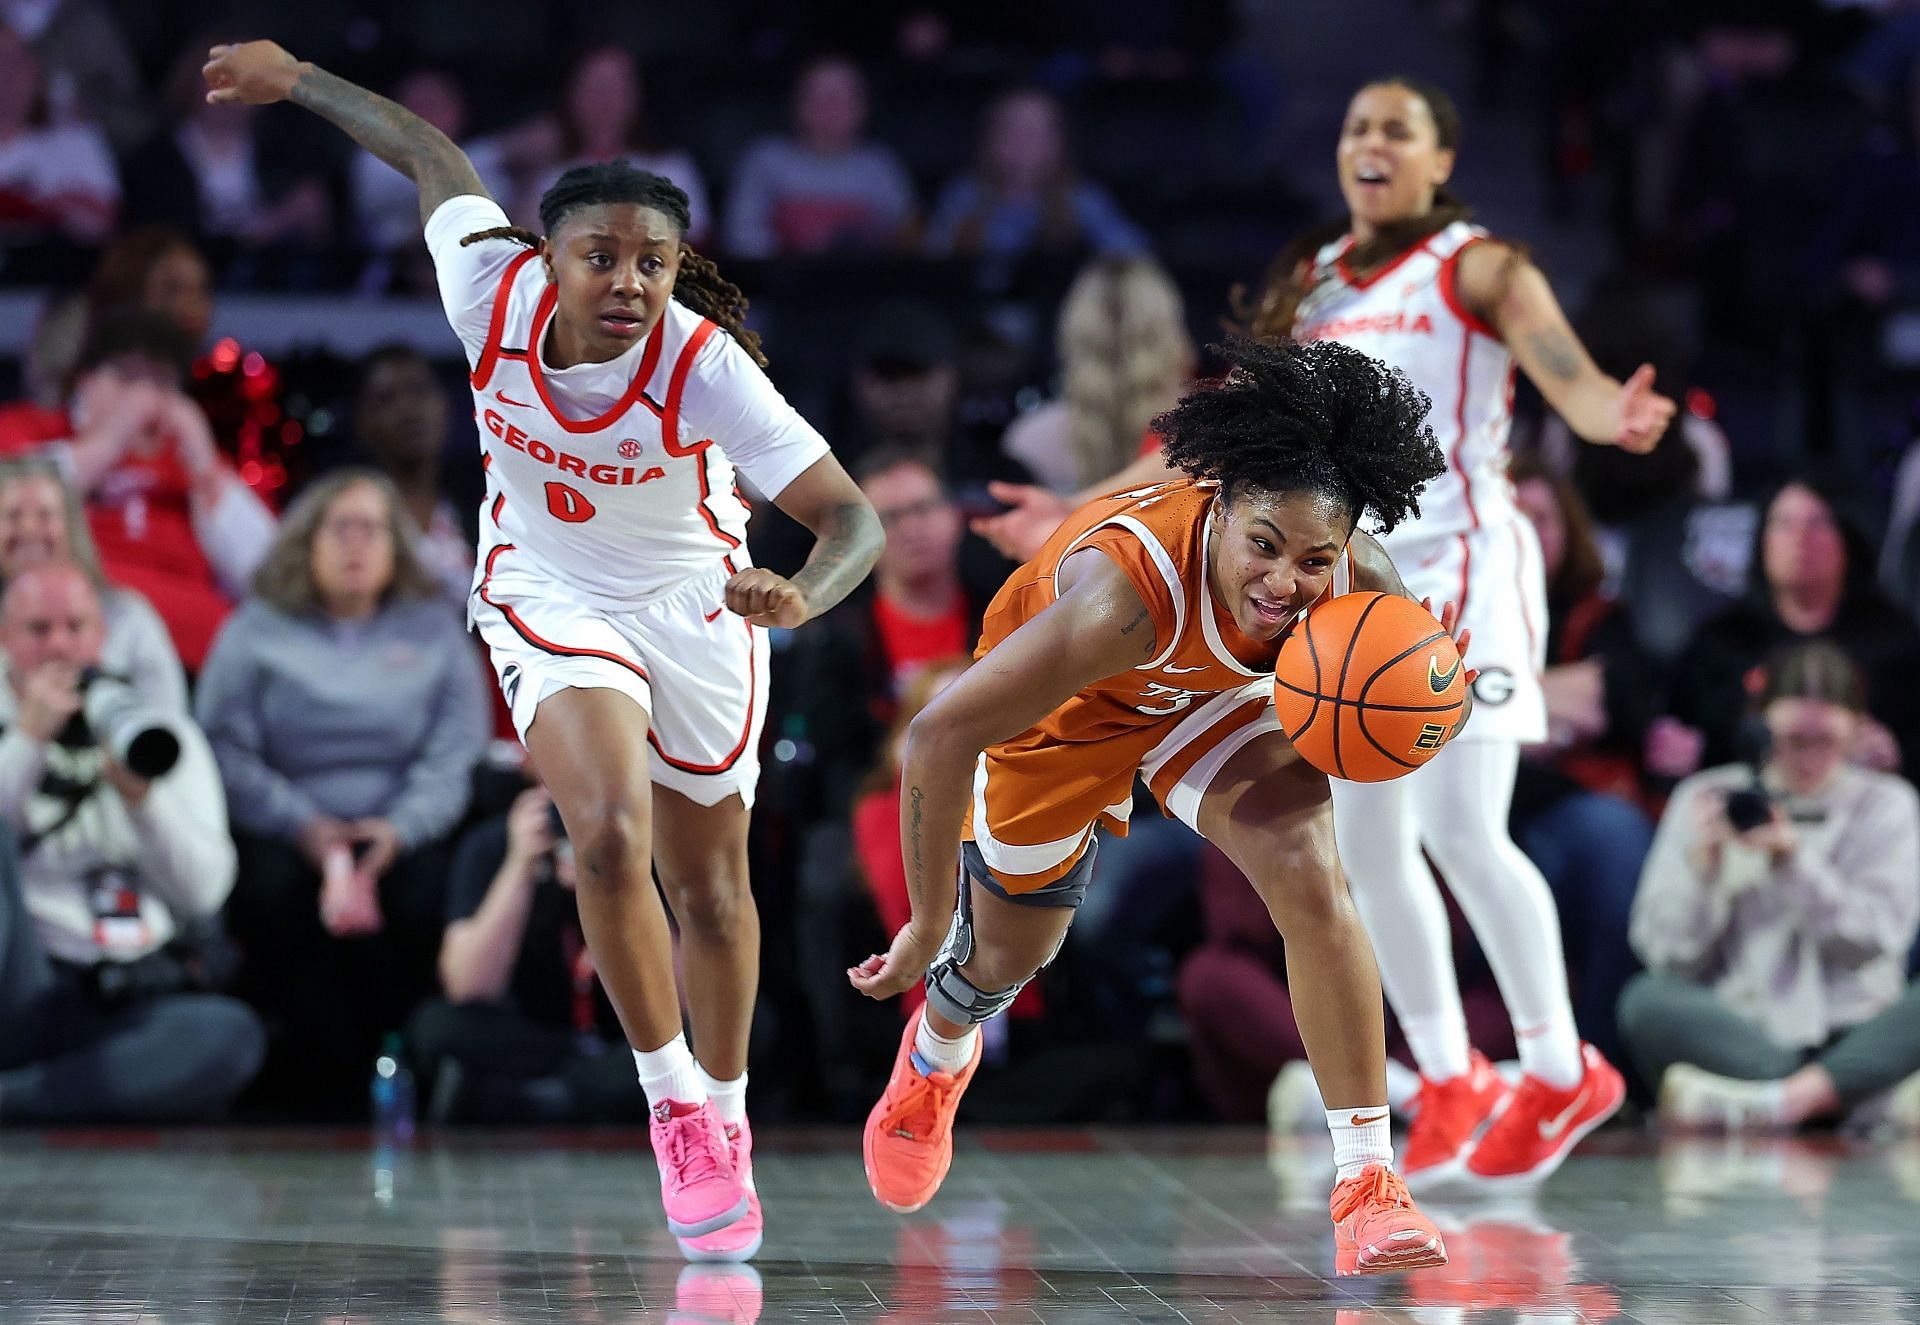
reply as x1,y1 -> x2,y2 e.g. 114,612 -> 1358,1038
290,66 -> 484,216
908,784 -> 926,880
1120,606 -> 1151,634
788,500 -> 884,620
1524,329 -> 1582,383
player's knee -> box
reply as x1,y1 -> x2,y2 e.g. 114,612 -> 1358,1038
958,943 -> 1040,995
666,869 -> 750,941
571,802 -> 651,887
1256,860 -> 1347,935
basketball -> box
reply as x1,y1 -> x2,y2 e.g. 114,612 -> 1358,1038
1272,591 -> 1467,782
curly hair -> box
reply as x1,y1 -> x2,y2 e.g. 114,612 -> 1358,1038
1154,338 -> 1443,535
460,161 -> 767,369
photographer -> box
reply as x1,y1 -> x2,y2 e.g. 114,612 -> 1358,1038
1621,640 -> 1920,1131
406,784 -> 642,1124
0,562 -> 261,1122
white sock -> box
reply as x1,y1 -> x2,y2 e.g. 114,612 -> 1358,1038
913,1016 -> 979,1075
1326,1106 -> 1394,1183
1408,741 -> 1586,1090
1515,1010 -> 1585,1089
633,1034 -> 705,1110
1399,1012 -> 1472,1083
699,1067 -> 747,1125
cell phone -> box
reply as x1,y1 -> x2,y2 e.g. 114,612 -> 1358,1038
1724,786 -> 1775,833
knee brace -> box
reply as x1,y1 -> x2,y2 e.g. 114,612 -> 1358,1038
922,871 -> 1067,1027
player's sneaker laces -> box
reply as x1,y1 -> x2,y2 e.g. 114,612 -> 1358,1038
863,1009 -> 983,1213
649,1099 -> 749,1237
1464,1044 -> 1624,1184
1329,1163 -> 1448,1276
1401,1051 -> 1508,1190
678,1118 -> 763,1262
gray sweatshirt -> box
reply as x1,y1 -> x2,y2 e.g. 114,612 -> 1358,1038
1631,762 -> 1920,1050
195,597 -> 490,850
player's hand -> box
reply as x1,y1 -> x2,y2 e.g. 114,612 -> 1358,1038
848,921 -> 946,1001
1420,597 -> 1478,688
1613,363 -> 1676,455
203,41 -> 304,107
971,481 -> 1072,562
725,568 -> 809,628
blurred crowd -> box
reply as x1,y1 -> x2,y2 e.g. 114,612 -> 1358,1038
0,0 -> 1918,1135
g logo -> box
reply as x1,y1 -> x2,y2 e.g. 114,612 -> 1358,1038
1472,667 -> 1515,706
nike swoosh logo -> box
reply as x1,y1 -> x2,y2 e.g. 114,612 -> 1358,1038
1163,663 -> 1208,674
1428,655 -> 1462,694
703,607 -> 724,623
1349,1111 -> 1389,1127
495,389 -> 534,408
1537,1086 -> 1591,1141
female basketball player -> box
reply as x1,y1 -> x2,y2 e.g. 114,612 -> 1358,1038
204,42 -> 883,1260
981,78 -> 1668,1188
851,337 -> 1465,1276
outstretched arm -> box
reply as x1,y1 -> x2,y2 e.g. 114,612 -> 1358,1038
724,454 -> 884,628
850,549 -> 1160,1000
1457,242 -> 1675,453
203,41 -> 488,222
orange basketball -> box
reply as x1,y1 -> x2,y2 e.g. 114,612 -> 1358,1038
1272,591 -> 1467,782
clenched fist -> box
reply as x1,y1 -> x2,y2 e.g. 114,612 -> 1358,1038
724,568 -> 809,628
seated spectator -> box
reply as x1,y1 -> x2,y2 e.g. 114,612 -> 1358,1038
1621,641 -> 1920,1132
521,45 -> 711,245
4,0 -> 150,154
775,450 -> 987,820
1657,474 -> 1920,779
120,38 -> 330,254
407,783 -> 642,1124
0,21 -> 119,249
925,88 -> 1147,266
999,255 -> 1193,494
0,313 -> 277,670
350,70 -> 510,256
347,346 -> 471,607
722,56 -> 917,259
0,561 -> 261,1122
0,458 -> 186,712
86,225 -> 212,347
196,470 -> 490,1117
1507,457 -> 1658,1068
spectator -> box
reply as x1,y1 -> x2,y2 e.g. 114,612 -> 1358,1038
0,458 -> 186,712
196,469 -> 490,1116
119,38 -> 330,254
0,21 -> 119,249
408,783 -> 643,1124
86,226 -> 212,346
925,88 -> 1147,266
1657,474 -> 1920,779
1621,640 -> 1920,1132
775,450 -> 987,820
999,255 -> 1193,494
722,56 -> 917,259
347,345 -> 471,607
0,313 -> 277,670
349,70 -> 510,256
0,561 -> 261,1122
1507,457 -> 1659,1068
522,45 -> 711,245
2,0 -> 147,152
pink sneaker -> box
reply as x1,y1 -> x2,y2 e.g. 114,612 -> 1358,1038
649,1099 -> 748,1237
677,1117 -> 763,1262
669,1263 -> 763,1324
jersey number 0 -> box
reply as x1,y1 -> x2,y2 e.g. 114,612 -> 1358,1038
544,481 -> 598,523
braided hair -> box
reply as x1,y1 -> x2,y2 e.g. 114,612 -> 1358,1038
461,161 -> 767,368
1154,337 -> 1443,536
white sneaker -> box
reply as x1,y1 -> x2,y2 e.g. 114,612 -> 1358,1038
1267,1060 -> 1325,1134
1658,1064 -> 1785,1132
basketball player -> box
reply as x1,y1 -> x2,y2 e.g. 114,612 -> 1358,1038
976,77 -> 1669,1188
851,337 -> 1468,1276
203,43 -> 883,1259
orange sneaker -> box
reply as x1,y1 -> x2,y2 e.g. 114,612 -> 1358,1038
1330,1163 -> 1448,1276
1464,1043 -> 1625,1185
863,1010 -> 983,1213
1401,1052 -> 1508,1190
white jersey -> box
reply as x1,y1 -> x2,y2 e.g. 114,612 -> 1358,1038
424,196 -> 830,609
1294,220 -> 1516,546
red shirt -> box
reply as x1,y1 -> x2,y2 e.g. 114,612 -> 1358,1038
0,403 -> 231,669
871,591 -> 970,693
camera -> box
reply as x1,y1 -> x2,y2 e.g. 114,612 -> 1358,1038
1725,717 -> 1774,833
73,668 -> 180,778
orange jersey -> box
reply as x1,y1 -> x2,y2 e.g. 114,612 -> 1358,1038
965,479 -> 1350,891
